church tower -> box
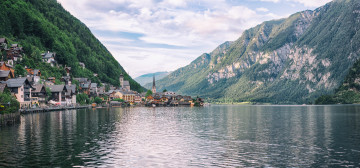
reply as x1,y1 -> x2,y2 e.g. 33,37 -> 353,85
119,74 -> 124,88
152,74 -> 156,94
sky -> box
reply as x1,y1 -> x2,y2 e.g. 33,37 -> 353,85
57,0 -> 332,78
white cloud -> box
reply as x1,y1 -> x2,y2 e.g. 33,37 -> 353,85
57,0 -> 285,77
260,0 -> 280,3
289,0 -> 332,7
256,7 -> 269,12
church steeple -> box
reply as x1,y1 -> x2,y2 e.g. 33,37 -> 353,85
152,74 -> 156,94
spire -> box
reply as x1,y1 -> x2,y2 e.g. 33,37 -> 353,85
152,74 -> 156,94
153,74 -> 155,87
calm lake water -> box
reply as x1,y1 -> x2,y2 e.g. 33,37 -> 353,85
0,105 -> 360,167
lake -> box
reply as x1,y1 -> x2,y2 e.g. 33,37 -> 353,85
0,105 -> 359,167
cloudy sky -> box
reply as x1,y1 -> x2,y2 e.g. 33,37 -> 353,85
57,0 -> 332,78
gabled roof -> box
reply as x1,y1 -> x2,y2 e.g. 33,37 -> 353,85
80,82 -> 91,89
6,78 -> 30,88
90,83 -> 97,88
32,84 -> 45,93
42,52 -> 55,59
48,85 -> 65,92
66,85 -> 76,93
0,70 -> 10,78
123,81 -> 130,86
73,78 -> 89,83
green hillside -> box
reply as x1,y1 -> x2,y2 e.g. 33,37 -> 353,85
315,59 -> 360,104
0,0 -> 143,92
155,0 -> 360,104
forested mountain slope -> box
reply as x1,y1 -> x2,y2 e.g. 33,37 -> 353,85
0,0 -> 142,92
155,0 -> 360,104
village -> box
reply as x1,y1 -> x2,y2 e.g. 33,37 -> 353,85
0,38 -> 204,112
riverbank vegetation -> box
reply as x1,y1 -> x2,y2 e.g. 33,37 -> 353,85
0,89 -> 20,114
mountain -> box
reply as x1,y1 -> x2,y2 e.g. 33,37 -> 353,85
135,71 -> 171,87
315,59 -> 360,104
155,0 -> 360,104
0,0 -> 143,92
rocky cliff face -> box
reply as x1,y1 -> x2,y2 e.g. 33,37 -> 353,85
155,0 -> 360,104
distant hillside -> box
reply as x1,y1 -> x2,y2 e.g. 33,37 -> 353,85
135,71 -> 171,87
154,0 -> 360,104
0,0 -> 143,92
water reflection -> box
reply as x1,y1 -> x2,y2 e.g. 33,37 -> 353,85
0,105 -> 359,167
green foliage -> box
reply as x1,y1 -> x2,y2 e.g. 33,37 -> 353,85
76,93 -> 90,105
94,97 -> 102,104
145,90 -> 153,97
45,87 -> 52,101
0,0 -> 143,92
0,89 -> 20,114
112,98 -> 124,102
163,89 -> 167,92
14,64 -> 26,77
315,58 -> 360,104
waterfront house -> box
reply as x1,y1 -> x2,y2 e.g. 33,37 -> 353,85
134,94 -> 142,104
31,84 -> 46,107
180,96 -> 193,105
0,38 -> 7,50
80,82 -> 90,95
0,62 -> 15,77
5,78 -> 33,108
109,90 -> 135,103
0,71 -> 12,81
109,90 -> 122,100
120,90 -> 135,103
65,85 -> 76,105
90,83 -> 98,97
48,85 -> 66,105
73,78 -> 91,95
97,86 -> 106,96
42,51 -> 56,67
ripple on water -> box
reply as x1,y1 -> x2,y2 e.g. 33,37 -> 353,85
0,106 -> 360,167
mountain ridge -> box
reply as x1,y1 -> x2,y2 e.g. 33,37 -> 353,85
154,0 -> 360,104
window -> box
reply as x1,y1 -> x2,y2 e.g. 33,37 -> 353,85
21,95 -> 23,98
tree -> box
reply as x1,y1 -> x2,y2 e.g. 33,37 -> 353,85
145,90 -> 153,97
76,93 -> 90,105
0,89 -> 20,114
94,97 -> 102,104
112,98 -> 124,102
14,64 -> 26,77
45,87 -> 52,102
105,84 -> 110,92
163,89 -> 167,92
